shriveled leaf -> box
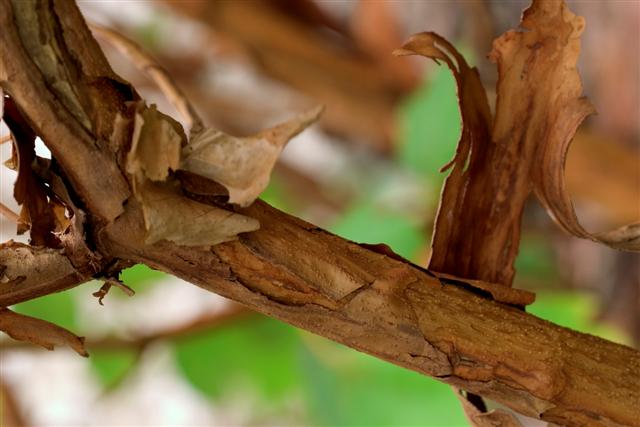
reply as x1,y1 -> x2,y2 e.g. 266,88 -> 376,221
490,0 -> 640,251
396,0 -> 639,290
0,308 -> 87,356
456,389 -> 523,427
3,98 -> 62,247
136,179 -> 259,246
126,103 -> 184,182
180,106 -> 323,207
394,33 -> 506,284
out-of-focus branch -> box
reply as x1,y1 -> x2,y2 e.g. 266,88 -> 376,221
0,304 -> 253,352
161,0 -> 415,152
0,203 -> 18,223
89,23 -> 204,136
0,380 -> 28,427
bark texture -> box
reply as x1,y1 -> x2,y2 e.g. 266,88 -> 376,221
0,1 -> 638,426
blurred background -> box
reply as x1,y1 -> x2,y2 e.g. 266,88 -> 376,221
1,1 -> 638,426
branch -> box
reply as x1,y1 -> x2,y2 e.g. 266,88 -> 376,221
101,199 -> 638,427
0,242 -> 88,307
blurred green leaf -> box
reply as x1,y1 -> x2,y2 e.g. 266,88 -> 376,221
12,290 -> 76,330
120,264 -> 167,294
260,174 -> 292,213
330,200 -> 425,261
529,291 -> 630,345
90,349 -> 138,390
514,233 -> 559,280
301,338 -> 467,427
173,316 -> 301,401
397,66 -> 461,183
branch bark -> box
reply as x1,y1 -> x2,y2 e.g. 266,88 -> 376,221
0,1 -> 638,427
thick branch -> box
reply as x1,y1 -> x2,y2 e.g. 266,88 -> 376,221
0,242 -> 88,306
99,200 -> 640,427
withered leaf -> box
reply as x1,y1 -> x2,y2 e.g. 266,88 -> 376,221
456,389 -> 523,427
180,106 -> 324,207
3,97 -> 61,247
126,103 -> 184,182
396,0 -> 639,290
493,0 -> 640,251
394,33 -> 504,284
136,179 -> 259,246
0,308 -> 88,357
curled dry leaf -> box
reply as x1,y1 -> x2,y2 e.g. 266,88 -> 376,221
396,0 -> 639,290
180,105 -> 324,207
456,389 -> 523,427
137,179 -> 259,246
126,103 -> 184,182
0,308 -> 88,357
3,97 -> 62,247
124,103 -> 258,246
494,0 -> 640,251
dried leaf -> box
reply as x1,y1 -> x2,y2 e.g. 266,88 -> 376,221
136,179 -> 259,246
456,389 -> 523,427
180,106 -> 323,207
0,308 -> 88,356
3,97 -> 61,247
126,103 -> 184,182
396,0 -> 639,290
491,0 -> 640,251
394,33 -> 505,284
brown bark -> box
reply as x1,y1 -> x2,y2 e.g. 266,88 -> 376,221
0,1 -> 638,427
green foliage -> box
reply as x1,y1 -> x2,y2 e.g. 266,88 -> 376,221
330,199 -> 425,261
90,349 -> 138,390
120,264 -> 167,294
301,341 -> 468,427
12,290 -> 77,330
173,317 -> 301,401
397,66 -> 461,183
529,291 -> 630,345
515,233 -> 560,280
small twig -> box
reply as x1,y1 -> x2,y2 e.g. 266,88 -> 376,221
0,134 -> 12,144
89,23 -> 204,135
0,202 -> 19,223
0,304 -> 254,352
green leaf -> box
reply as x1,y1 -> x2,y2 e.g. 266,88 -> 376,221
514,233 -> 559,280
397,66 -> 461,183
301,337 -> 468,427
173,316 -> 302,401
119,264 -> 167,294
12,290 -> 76,330
330,199 -> 426,261
529,291 -> 630,345
90,349 -> 138,390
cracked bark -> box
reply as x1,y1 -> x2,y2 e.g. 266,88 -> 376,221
0,1 -> 638,426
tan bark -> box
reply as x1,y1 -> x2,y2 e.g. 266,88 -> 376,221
0,1 -> 638,426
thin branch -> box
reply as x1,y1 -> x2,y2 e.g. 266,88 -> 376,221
0,304 -> 253,352
89,23 -> 204,135
0,202 -> 19,223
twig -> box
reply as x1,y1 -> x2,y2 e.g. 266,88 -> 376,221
0,305 -> 254,352
0,202 -> 19,223
0,134 -> 12,144
89,23 -> 204,135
